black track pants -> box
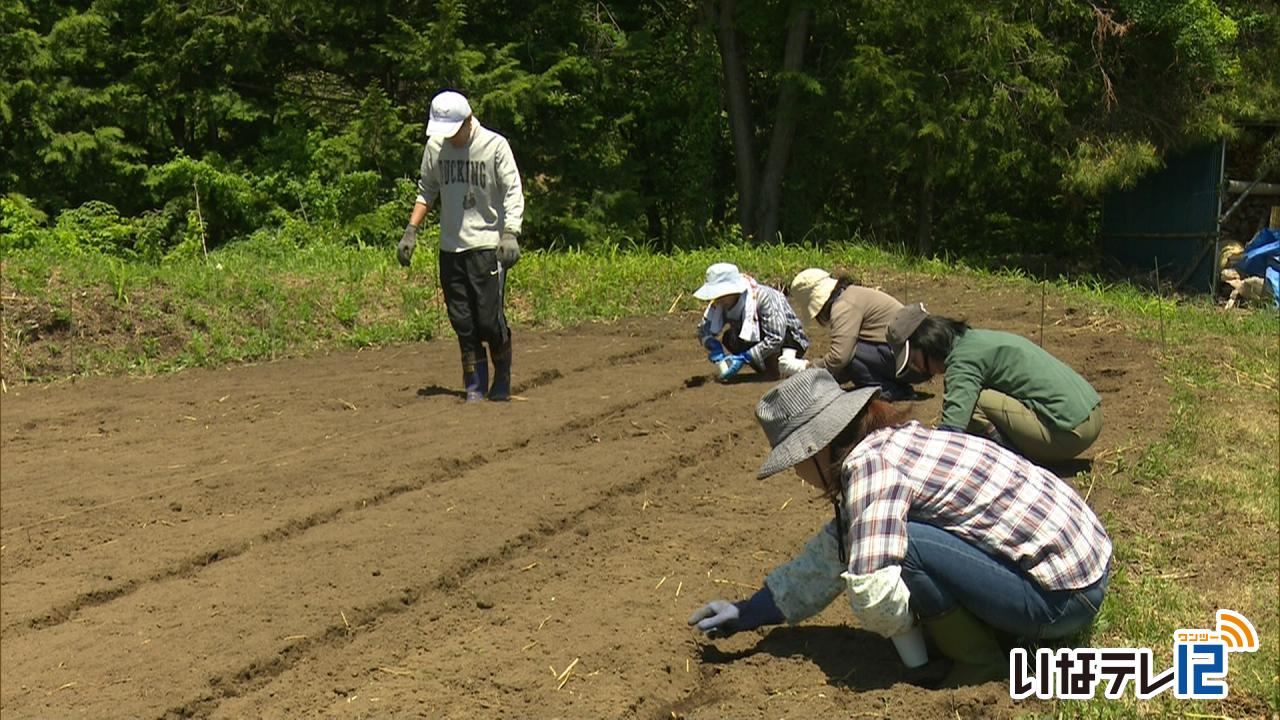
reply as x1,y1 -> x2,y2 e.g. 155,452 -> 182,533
439,248 -> 510,366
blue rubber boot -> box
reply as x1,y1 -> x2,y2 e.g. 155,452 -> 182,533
487,341 -> 512,401
463,354 -> 488,404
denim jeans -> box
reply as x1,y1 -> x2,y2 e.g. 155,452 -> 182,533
900,521 -> 1108,640
834,341 -> 915,400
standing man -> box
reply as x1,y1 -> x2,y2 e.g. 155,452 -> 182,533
397,90 -> 525,403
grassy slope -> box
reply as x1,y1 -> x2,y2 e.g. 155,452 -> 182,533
2,239 -> 1276,715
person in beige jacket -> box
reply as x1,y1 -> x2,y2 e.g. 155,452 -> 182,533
788,268 -> 920,401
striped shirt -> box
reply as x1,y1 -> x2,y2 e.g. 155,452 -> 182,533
842,422 -> 1111,591
696,283 -> 809,366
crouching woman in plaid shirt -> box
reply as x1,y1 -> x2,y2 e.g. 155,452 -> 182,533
688,368 -> 1111,687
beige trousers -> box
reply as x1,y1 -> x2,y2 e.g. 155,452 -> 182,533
968,389 -> 1102,464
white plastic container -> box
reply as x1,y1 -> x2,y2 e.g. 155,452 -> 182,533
891,625 -> 929,668
715,358 -> 732,379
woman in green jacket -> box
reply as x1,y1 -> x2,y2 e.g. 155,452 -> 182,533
887,303 -> 1102,464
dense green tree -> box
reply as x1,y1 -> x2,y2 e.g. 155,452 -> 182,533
0,0 -> 1274,260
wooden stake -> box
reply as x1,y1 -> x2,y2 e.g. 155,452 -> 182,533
1154,258 -> 1166,353
1039,280 -> 1046,348
193,179 -> 209,261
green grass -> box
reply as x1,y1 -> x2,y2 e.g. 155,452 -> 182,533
0,234 -> 935,380
1048,348 -> 1278,716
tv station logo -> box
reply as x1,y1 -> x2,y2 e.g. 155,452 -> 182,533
1010,609 -> 1260,700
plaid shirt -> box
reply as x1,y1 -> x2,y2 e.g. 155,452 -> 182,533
842,422 -> 1111,591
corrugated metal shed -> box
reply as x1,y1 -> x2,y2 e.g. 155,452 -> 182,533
1100,143 -> 1223,291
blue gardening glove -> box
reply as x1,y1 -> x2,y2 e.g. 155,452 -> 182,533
704,338 -> 727,363
689,587 -> 784,639
718,353 -> 750,381
497,232 -> 521,267
397,224 -> 418,267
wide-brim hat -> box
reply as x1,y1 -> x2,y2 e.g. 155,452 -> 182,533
789,268 -> 839,324
887,302 -> 929,377
755,369 -> 880,479
426,90 -> 472,137
694,262 -> 749,301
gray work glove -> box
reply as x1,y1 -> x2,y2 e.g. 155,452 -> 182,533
497,231 -> 521,268
688,600 -> 740,638
397,224 -> 418,267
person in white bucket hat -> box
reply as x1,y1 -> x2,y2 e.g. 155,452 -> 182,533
787,268 -> 922,401
687,368 -> 1111,687
694,263 -> 809,381
397,90 -> 525,403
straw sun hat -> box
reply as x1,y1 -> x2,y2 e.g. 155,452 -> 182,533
788,268 -> 839,324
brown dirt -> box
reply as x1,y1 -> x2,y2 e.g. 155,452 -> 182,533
1,278 -> 1180,719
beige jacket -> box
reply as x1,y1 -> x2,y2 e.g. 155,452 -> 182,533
812,286 -> 902,372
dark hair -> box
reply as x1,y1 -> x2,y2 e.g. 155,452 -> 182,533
814,275 -> 858,325
909,315 -> 970,365
814,398 -> 908,499
821,397 -> 909,563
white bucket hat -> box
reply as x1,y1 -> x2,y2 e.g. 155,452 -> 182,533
755,369 -> 880,479
789,268 -> 839,324
426,91 -> 472,137
693,262 -> 750,301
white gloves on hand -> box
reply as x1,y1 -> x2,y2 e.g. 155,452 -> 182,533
778,348 -> 808,378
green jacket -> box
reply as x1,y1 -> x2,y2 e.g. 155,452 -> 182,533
940,329 -> 1100,431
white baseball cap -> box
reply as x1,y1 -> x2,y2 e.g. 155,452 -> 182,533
694,262 -> 749,301
426,91 -> 472,137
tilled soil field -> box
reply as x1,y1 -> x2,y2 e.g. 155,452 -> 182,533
1,278 -> 1171,719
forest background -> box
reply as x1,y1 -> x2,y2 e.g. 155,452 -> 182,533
2,0 -> 1278,263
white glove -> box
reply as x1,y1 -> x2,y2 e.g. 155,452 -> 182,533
842,565 -> 913,638
778,348 -> 808,378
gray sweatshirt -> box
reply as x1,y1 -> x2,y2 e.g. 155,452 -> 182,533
416,117 -> 525,253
